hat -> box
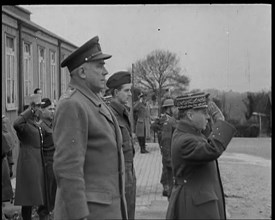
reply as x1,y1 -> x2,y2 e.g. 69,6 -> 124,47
175,92 -> 209,110
41,98 -> 52,108
106,71 -> 131,89
162,98 -> 174,107
61,36 -> 112,72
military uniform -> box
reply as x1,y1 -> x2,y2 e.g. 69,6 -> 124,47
106,71 -> 136,219
2,115 -> 18,202
53,36 -> 127,220
133,94 -> 150,153
166,92 -> 236,219
151,99 -> 177,198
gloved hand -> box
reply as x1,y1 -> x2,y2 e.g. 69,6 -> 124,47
208,101 -> 224,122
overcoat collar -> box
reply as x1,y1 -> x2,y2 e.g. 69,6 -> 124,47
69,78 -> 115,124
69,77 -> 102,107
109,100 -> 128,117
177,120 -> 202,136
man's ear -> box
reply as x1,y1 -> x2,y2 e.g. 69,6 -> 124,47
114,89 -> 119,97
78,66 -> 86,79
187,110 -> 193,120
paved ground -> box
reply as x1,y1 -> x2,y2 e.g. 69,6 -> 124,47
3,138 -> 271,219
134,142 -> 168,219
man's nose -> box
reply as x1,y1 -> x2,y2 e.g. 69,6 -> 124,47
102,66 -> 108,76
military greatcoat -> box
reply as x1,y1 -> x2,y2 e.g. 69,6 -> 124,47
13,109 -> 45,206
53,78 -> 127,220
133,101 -> 150,138
109,100 -> 136,220
166,119 -> 236,219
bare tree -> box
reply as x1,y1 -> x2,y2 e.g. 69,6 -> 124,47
132,49 -> 189,115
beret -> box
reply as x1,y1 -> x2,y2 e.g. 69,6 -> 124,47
61,36 -> 111,72
41,98 -> 52,109
175,92 -> 209,110
106,71 -> 131,89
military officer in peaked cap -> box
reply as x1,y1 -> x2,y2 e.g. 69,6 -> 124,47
166,92 -> 236,220
106,71 -> 137,219
53,36 -> 128,220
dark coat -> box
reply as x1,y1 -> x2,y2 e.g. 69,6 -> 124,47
40,119 -> 56,212
53,78 -> 127,220
2,115 -> 18,202
13,109 -> 45,206
109,100 -> 136,219
133,101 -> 150,138
166,120 -> 236,219
158,114 -> 177,166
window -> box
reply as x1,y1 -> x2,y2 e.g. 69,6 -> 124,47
5,35 -> 17,110
23,42 -> 33,99
50,50 -> 57,101
60,54 -> 71,95
38,46 -> 46,96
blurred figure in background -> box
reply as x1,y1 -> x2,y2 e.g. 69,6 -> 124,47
2,115 -> 18,220
133,93 -> 151,153
37,98 -> 57,219
151,98 -> 177,198
34,88 -> 42,95
13,94 -> 48,220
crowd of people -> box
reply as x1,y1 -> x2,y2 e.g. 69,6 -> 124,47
2,36 -> 236,220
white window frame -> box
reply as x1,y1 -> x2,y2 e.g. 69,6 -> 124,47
38,46 -> 46,96
60,54 -> 70,95
50,50 -> 57,101
5,34 -> 17,110
23,42 -> 33,100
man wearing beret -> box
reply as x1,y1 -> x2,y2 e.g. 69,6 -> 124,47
106,71 -> 136,219
166,92 -> 236,219
53,36 -> 127,220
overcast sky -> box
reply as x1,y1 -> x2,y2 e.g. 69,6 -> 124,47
20,4 -> 271,93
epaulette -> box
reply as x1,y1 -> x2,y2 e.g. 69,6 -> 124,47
59,88 -> 76,100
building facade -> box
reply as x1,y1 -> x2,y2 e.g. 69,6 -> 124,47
2,5 -> 77,175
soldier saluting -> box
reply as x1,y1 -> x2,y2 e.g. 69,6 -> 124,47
166,92 -> 236,220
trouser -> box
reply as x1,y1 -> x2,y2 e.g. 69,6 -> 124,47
137,137 -> 146,151
21,206 -> 50,220
160,159 -> 173,198
125,162 -> 136,219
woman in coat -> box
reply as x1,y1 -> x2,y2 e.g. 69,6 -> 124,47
13,94 -> 47,220
166,92 -> 236,219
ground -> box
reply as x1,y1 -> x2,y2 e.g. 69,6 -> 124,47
220,138 -> 271,219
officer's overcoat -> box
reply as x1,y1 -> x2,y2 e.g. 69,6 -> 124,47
109,100 -> 136,220
133,101 -> 150,138
53,78 -> 127,220
2,115 -> 18,202
166,120 -> 235,219
13,109 -> 45,206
